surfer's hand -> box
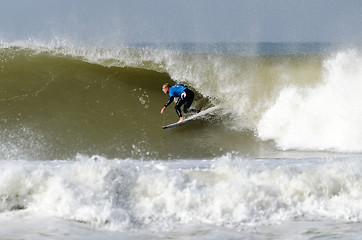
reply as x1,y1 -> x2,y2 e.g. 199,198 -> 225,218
161,107 -> 166,114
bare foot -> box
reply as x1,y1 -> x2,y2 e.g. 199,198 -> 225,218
178,117 -> 184,122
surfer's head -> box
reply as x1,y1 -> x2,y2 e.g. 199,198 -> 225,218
162,83 -> 171,94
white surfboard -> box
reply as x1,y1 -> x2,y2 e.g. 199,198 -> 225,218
162,106 -> 218,130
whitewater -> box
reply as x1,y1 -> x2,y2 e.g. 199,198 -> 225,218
1,40 -> 362,239
2,156 -> 362,239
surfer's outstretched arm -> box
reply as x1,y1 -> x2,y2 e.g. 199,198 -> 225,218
161,96 -> 174,114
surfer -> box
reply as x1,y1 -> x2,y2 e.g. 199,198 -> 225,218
161,83 -> 200,122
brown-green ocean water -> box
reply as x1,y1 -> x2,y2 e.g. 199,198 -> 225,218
0,45 -> 332,160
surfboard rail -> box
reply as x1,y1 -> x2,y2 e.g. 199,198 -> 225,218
162,106 -> 218,129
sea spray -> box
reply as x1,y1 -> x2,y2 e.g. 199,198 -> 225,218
258,50 -> 362,152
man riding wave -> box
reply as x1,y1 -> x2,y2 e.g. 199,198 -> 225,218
160,83 -> 200,122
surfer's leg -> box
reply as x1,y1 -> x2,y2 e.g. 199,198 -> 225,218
175,97 -> 185,117
183,89 -> 199,114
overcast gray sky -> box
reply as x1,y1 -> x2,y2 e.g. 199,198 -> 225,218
1,0 -> 362,44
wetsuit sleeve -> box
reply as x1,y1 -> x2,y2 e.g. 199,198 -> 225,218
164,96 -> 174,107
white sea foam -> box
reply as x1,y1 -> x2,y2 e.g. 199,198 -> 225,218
258,50 -> 362,152
0,155 -> 362,234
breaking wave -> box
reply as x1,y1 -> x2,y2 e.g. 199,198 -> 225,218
0,40 -> 361,159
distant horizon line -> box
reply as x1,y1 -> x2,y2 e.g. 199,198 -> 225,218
129,41 -> 338,45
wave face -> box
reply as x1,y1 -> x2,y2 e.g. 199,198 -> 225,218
0,42 -> 361,159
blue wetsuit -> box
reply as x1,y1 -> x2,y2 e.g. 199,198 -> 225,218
169,84 -> 189,98
164,84 -> 200,118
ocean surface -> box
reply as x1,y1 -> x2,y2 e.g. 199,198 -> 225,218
1,40 -> 362,239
